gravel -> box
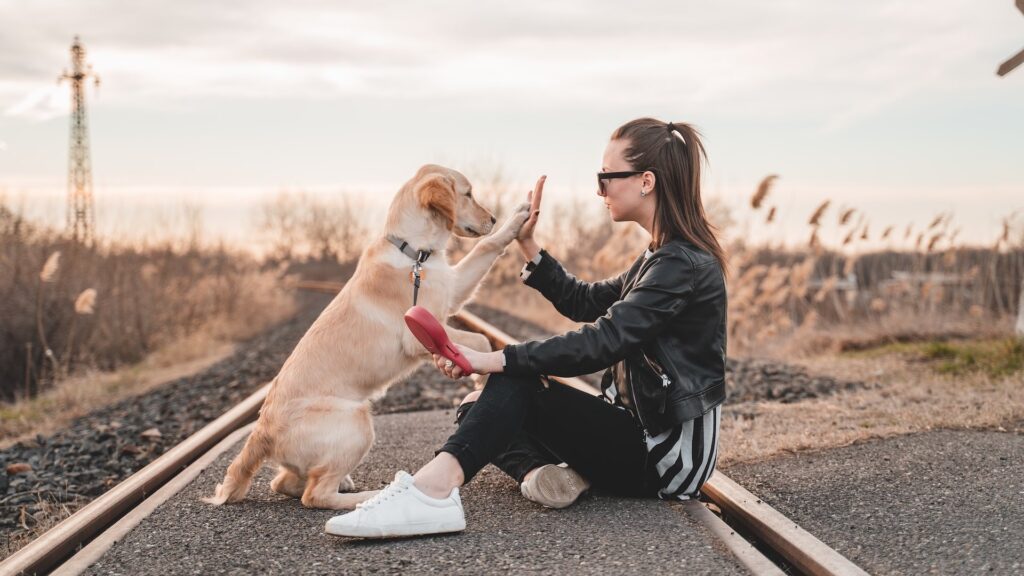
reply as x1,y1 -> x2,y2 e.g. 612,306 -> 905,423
1,295 -> 865,554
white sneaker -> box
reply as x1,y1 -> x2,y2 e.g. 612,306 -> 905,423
520,464 -> 590,509
324,471 -> 466,538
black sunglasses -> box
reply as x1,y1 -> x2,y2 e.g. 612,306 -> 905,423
597,170 -> 654,195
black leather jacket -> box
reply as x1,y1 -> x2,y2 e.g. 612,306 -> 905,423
502,240 -> 727,436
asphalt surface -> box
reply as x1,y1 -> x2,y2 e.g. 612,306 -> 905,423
724,427 -> 1024,575
83,410 -> 746,575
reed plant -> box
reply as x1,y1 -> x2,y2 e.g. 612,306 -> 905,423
0,200 -> 296,402
473,174 -> 1024,357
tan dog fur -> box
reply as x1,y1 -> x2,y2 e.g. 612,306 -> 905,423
203,164 -> 530,509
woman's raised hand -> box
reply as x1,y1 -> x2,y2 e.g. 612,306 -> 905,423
517,175 -> 545,258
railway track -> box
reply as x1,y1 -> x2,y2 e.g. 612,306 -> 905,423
0,281 -> 868,575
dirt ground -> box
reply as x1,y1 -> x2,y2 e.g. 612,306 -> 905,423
717,348 -> 1024,467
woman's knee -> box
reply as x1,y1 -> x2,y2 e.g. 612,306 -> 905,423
485,372 -> 546,390
454,390 -> 481,424
460,389 -> 482,405
454,374 -> 543,424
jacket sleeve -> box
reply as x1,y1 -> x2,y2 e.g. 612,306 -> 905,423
524,249 -> 630,323
503,250 -> 695,377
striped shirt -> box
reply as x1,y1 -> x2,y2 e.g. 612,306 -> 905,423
524,248 -> 720,500
603,365 -> 721,501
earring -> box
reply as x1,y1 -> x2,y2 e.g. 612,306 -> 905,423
640,189 -> 648,197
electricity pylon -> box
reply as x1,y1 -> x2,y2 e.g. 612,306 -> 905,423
59,36 -> 100,244
997,0 -> 1024,76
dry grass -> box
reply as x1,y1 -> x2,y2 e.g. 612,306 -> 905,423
2,493 -> 88,561
1,198 -> 298,403
759,310 -> 1014,358
718,346 -> 1024,468
707,180 -> 1024,462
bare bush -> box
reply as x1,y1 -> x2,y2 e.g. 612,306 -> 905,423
0,200 -> 295,402
732,187 -> 1024,355
257,190 -> 371,263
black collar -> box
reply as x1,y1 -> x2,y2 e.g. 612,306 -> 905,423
386,234 -> 432,264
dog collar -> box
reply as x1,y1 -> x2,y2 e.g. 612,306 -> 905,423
386,235 -> 432,264
387,235 -> 433,305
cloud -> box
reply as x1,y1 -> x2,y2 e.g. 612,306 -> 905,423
0,1 -> 1017,126
3,86 -> 68,120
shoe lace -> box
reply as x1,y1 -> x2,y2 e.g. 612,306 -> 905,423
357,480 -> 409,510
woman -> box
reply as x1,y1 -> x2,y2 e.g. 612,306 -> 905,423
326,118 -> 728,538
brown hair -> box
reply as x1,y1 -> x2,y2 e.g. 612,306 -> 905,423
611,117 -> 728,277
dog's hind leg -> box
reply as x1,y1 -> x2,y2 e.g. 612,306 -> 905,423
302,467 -> 378,510
270,467 -> 305,499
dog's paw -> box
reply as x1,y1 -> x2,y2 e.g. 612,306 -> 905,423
338,474 -> 356,492
491,202 -> 531,244
202,484 -> 228,505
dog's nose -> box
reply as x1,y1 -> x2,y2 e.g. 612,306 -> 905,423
490,216 -> 496,224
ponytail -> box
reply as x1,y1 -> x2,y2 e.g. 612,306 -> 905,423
611,118 -> 728,279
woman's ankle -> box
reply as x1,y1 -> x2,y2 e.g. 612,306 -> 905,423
522,466 -> 541,485
413,452 -> 465,499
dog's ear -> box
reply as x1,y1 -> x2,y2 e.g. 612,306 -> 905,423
415,173 -> 457,230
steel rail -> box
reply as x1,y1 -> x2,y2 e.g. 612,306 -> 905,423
0,384 -> 272,575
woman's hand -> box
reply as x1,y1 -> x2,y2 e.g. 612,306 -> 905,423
431,344 -> 504,379
517,175 -> 545,260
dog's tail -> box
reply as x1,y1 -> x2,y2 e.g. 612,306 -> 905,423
202,424 -> 272,505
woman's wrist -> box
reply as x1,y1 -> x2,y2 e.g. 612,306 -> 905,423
488,350 -> 505,373
517,238 -> 540,261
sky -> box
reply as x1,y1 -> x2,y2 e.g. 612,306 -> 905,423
0,0 -> 1022,249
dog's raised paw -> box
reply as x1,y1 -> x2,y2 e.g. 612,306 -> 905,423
491,207 -> 531,243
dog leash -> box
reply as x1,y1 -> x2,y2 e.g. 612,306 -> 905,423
386,234 -> 432,305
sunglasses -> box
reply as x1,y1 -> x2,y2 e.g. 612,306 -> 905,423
597,170 -> 653,195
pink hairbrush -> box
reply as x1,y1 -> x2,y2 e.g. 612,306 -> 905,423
404,306 -> 473,375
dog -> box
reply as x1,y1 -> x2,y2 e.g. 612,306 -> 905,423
204,164 -> 530,509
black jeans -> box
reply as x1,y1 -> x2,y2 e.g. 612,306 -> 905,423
438,372 -> 657,497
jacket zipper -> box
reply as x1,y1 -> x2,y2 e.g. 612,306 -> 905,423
623,255 -> 660,440
625,365 -> 651,440
643,348 -> 673,415
642,351 -> 671,389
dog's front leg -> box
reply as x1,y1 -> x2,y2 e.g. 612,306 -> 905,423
401,328 -> 433,360
445,326 -> 492,353
449,203 -> 531,311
